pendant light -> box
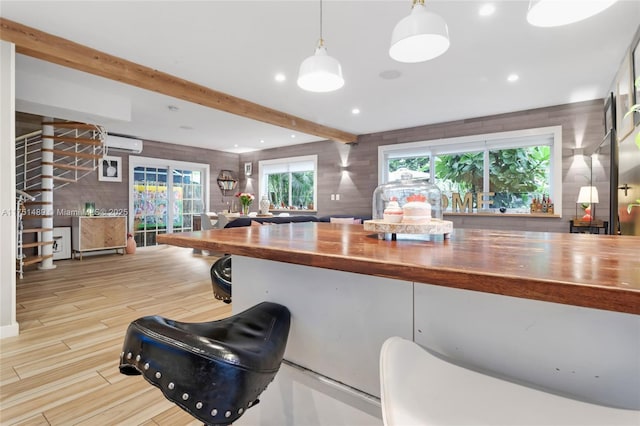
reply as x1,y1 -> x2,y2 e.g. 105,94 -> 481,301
389,0 -> 450,63
526,0 -> 618,27
297,0 -> 344,93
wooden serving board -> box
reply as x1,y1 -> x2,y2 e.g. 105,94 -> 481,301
363,219 -> 453,241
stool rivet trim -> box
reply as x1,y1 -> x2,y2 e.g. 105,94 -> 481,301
144,363 -> 150,370
168,382 -> 175,390
182,393 -> 189,400
211,409 -> 218,416
135,354 -> 141,362
120,351 -> 124,357
238,408 -> 244,414
155,372 -> 161,379
225,410 -> 231,418
248,401 -> 253,407
196,402 -> 203,409
126,352 -> 132,360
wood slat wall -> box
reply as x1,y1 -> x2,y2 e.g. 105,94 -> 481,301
50,139 -> 241,228
240,99 -> 607,233
19,98 -> 607,234
0,246 -> 231,425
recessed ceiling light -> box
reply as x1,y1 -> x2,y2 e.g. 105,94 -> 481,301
479,4 -> 495,17
352,108 -> 361,115
379,70 -> 402,80
260,139 -> 265,144
234,144 -> 239,148
290,134 -> 296,138
179,125 -> 193,130
275,73 -> 286,82
168,105 -> 179,111
507,73 -> 519,82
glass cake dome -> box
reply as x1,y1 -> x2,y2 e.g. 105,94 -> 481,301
372,171 -> 443,222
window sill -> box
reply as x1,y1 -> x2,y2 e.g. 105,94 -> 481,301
444,212 -> 561,219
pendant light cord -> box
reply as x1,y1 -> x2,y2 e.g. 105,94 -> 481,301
319,0 -> 324,46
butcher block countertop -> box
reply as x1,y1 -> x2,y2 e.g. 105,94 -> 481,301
158,223 -> 640,315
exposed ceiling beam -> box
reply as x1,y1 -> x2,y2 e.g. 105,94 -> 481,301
0,18 -> 358,144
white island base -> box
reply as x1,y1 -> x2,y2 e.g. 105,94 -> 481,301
232,256 -> 640,425
238,361 -> 383,426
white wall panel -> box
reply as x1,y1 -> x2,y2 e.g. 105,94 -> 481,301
233,256 -> 413,398
414,283 -> 640,409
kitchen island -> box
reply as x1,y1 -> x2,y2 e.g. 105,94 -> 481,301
158,223 -> 640,425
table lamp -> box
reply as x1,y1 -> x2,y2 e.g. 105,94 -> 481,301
576,186 -> 599,223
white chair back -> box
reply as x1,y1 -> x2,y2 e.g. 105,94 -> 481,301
379,337 -> 638,426
200,212 -> 217,230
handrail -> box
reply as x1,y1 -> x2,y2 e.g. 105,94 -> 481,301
15,130 -> 42,141
16,189 -> 35,201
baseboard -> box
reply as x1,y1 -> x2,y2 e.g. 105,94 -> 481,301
0,322 -> 19,339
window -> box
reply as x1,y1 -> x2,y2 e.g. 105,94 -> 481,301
259,155 -> 317,211
379,126 -> 562,215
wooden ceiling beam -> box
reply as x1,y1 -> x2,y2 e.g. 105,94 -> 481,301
0,18 -> 358,144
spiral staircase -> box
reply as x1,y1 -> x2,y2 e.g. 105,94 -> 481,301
15,121 -> 106,278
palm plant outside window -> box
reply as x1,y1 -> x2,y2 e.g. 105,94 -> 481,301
260,156 -> 317,210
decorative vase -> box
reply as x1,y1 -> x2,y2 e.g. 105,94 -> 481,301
84,202 -> 95,216
242,204 -> 250,216
126,235 -> 137,254
259,196 -> 270,215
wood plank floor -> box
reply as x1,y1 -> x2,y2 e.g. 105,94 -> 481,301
1,246 -> 232,425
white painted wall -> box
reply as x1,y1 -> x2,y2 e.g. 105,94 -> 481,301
0,41 -> 19,338
16,68 -> 132,123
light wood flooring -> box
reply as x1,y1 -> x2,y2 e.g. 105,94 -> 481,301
1,246 -> 232,425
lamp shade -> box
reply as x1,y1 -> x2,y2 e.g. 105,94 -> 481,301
389,3 -> 450,63
297,44 -> 345,93
526,0 -> 618,27
577,186 -> 599,204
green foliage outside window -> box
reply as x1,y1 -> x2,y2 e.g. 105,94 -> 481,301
435,152 -> 484,194
292,171 -> 314,208
388,157 -> 430,174
434,146 -> 550,209
267,171 -> 314,209
267,173 -> 289,208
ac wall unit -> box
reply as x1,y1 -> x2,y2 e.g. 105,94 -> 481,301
104,135 -> 143,154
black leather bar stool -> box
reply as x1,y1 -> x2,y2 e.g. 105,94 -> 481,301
120,302 -> 290,425
210,255 -> 232,303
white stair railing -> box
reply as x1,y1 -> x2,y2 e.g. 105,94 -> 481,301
15,189 -> 35,279
15,121 -> 106,276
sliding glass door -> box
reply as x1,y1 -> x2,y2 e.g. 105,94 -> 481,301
130,157 -> 209,248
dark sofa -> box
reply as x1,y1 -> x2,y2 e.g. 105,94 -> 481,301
224,214 -> 371,228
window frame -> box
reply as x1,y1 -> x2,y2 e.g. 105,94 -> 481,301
378,126 -> 563,216
128,156 -> 210,244
258,155 -> 318,211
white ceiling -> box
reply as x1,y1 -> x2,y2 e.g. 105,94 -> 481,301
2,1 -> 639,153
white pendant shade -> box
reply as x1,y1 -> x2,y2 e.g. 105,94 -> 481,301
297,43 -> 345,93
389,3 -> 450,63
526,0 -> 618,27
